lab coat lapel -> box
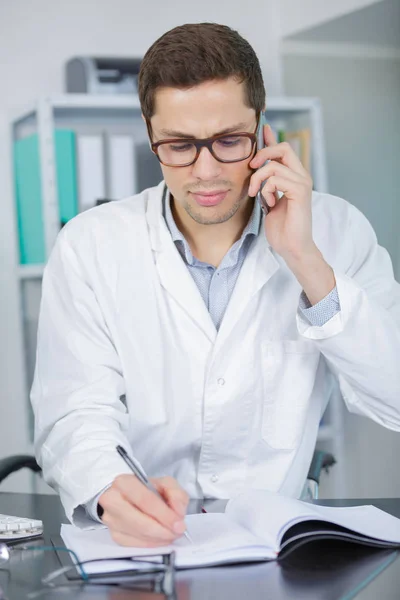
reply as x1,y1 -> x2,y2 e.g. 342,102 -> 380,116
147,184 -> 217,343
214,226 -> 280,349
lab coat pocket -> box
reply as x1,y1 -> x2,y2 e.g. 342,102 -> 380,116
261,340 -> 320,450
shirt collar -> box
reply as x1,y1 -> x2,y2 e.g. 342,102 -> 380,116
163,187 -> 261,257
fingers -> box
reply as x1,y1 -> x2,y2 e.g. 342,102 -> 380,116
101,487 -> 177,546
152,476 -> 189,518
250,139 -> 308,177
248,160 -> 303,198
263,123 -> 278,147
114,474 -> 185,532
260,176 -> 308,208
99,474 -> 188,547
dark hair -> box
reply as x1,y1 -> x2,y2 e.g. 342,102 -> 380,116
138,23 -> 265,121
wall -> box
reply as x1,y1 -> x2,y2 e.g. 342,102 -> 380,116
0,0 -> 283,492
280,0 -> 383,37
283,48 -> 400,497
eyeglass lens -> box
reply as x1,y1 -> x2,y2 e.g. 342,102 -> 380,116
158,135 -> 253,166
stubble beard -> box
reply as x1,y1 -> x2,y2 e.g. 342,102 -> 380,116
182,181 -> 250,226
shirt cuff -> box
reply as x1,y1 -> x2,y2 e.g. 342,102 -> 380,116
85,483 -> 112,522
299,286 -> 341,327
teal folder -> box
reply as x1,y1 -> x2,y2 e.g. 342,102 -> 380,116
14,130 -> 78,265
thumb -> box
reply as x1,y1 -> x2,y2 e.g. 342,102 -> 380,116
152,476 -> 189,518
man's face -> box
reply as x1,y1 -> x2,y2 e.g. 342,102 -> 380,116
149,78 -> 257,225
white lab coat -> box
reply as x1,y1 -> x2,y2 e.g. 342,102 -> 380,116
31,181 -> 400,527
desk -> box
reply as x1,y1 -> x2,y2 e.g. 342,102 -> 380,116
1,492 -> 400,600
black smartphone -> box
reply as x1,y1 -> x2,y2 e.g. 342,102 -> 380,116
255,111 -> 269,215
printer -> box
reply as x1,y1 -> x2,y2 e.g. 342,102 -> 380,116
65,56 -> 142,94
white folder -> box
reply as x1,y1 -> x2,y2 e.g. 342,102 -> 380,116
108,134 -> 137,199
76,134 -> 106,211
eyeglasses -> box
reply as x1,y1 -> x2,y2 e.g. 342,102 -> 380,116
0,542 -> 176,598
147,115 -> 260,168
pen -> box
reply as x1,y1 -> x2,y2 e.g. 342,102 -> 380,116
116,445 -> 193,543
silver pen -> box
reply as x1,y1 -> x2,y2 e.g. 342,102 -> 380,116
116,445 -> 193,543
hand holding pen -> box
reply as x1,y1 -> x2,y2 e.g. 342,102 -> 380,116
116,446 -> 193,543
97,446 -> 192,547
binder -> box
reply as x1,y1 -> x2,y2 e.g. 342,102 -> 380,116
14,130 -> 78,265
107,134 -> 137,199
56,130 -> 79,226
76,133 -> 106,210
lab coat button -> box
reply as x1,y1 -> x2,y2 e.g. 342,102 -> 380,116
217,378 -> 225,386
210,474 -> 219,483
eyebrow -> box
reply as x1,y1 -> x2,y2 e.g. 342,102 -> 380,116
158,122 -> 251,139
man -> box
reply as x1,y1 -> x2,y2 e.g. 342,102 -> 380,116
32,23 -> 400,548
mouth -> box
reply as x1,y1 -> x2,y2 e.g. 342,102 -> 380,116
190,190 -> 229,207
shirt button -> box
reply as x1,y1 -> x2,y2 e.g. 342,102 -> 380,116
210,474 -> 219,483
217,378 -> 225,386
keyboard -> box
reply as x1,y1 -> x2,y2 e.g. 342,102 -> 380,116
0,514 -> 43,541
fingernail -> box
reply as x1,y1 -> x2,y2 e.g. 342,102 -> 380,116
173,520 -> 186,534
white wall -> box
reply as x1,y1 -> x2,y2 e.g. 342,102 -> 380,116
280,0 -> 383,37
0,0 -> 283,492
283,48 -> 400,498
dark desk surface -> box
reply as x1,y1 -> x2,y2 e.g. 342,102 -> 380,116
1,493 -> 400,600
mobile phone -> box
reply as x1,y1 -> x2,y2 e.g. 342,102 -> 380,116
255,112 -> 269,215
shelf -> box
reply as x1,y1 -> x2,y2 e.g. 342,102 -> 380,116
18,265 -> 45,280
266,96 -> 320,112
49,94 -> 142,110
11,94 -> 321,127
48,94 -> 318,112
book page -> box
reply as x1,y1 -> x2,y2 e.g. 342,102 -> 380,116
173,514 -> 275,566
226,490 -> 321,548
61,513 -> 275,574
310,504 -> 400,544
226,491 -> 400,549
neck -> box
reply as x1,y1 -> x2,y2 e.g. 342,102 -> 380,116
171,195 -> 255,267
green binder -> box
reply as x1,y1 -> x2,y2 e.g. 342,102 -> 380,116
14,130 -> 78,265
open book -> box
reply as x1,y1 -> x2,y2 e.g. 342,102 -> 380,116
60,490 -> 400,576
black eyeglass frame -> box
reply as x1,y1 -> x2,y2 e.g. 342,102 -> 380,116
146,113 -> 261,168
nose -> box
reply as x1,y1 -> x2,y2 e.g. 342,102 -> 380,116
191,146 -> 222,180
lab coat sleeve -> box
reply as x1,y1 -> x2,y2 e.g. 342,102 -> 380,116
31,226 -> 134,528
296,204 -> 400,430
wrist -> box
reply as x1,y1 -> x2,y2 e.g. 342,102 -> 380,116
286,246 -> 336,306
284,242 -> 319,266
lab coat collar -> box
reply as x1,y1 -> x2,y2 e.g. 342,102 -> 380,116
147,183 -> 217,341
146,182 -> 280,344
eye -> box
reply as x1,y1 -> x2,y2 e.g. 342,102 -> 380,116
216,136 -> 242,147
169,143 -> 194,152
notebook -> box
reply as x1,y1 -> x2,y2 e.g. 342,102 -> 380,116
60,490 -> 400,576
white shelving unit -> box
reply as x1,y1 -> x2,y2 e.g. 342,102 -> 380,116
11,94 -> 345,496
